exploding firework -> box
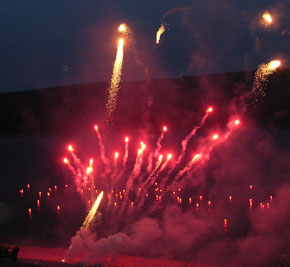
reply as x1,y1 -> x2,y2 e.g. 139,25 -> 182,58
156,24 -> 166,44
105,36 -> 125,125
251,59 -> 281,102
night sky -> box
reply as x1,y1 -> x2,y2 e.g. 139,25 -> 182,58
0,0 -> 290,92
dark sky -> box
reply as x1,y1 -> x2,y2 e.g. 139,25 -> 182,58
0,0 -> 289,92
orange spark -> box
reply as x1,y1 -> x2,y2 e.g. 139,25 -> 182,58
94,125 -> 98,132
156,24 -> 165,44
119,23 -> 126,33
262,11 -> 272,24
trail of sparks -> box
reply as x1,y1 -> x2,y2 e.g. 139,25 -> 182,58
252,60 -> 281,103
147,126 -> 167,173
106,38 -> 124,124
82,191 -> 104,228
174,107 -> 212,167
156,24 -> 165,44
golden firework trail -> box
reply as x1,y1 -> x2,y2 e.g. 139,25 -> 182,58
156,24 -> 165,44
82,191 -> 104,228
252,60 -> 281,99
106,37 -> 124,123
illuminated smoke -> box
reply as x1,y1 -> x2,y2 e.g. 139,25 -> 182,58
252,60 -> 281,102
156,24 -> 165,44
106,37 -> 124,124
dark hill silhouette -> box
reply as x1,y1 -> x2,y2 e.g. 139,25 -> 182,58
0,69 -> 289,136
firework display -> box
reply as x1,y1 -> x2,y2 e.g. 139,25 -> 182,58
9,2 -> 290,264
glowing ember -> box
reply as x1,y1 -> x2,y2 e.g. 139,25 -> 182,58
86,166 -> 93,175
68,145 -> 74,152
234,119 -> 240,125
125,136 -> 129,143
262,11 -> 272,24
207,107 -> 213,113
114,152 -> 119,160
212,134 -> 219,140
163,126 -> 168,132
224,219 -> 228,229
167,153 -> 172,160
192,153 -> 201,162
156,24 -> 165,44
118,23 -> 127,33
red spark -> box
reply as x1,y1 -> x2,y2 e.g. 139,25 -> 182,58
207,107 -> 213,113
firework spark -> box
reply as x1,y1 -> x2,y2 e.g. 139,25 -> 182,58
262,11 -> 272,25
156,24 -> 165,44
82,191 -> 104,228
252,60 -> 281,101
